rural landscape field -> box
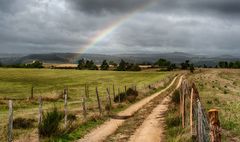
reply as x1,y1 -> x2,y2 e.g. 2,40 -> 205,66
1,0 -> 240,142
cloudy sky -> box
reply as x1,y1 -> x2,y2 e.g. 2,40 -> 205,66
0,0 -> 240,56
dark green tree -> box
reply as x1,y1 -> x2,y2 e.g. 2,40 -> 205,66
100,60 -> 109,70
190,64 -> 195,73
181,60 -> 190,70
77,59 -> 85,69
86,60 -> 98,70
167,64 -> 176,71
155,58 -> 171,67
109,61 -> 117,67
117,59 -> 127,71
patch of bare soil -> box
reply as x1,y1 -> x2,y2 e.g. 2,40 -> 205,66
105,92 -> 169,142
76,76 -> 180,142
105,76 -> 182,142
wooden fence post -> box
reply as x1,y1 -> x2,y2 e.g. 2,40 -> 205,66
182,93 -> 185,128
197,100 -> 203,142
64,93 -> 68,128
190,88 -> 194,136
85,84 -> 89,98
208,109 -> 221,142
95,87 -> 102,115
82,97 -> 87,119
31,85 -> 34,99
63,86 -> 68,99
38,96 -> 43,139
106,88 -> 112,113
38,96 -> 43,125
113,84 -> 115,100
125,86 -> 127,99
118,88 -> 121,103
182,82 -> 186,128
8,100 -> 13,142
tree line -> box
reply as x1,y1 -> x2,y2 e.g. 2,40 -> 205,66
77,58 -> 141,71
0,61 -> 43,68
218,61 -> 240,68
154,58 -> 195,73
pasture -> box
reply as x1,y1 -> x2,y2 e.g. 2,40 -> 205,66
188,69 -> 240,141
0,68 -> 173,141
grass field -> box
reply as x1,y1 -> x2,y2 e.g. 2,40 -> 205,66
188,69 -> 240,141
0,68 -> 173,141
0,68 -> 170,99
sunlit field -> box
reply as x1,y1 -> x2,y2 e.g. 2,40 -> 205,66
0,68 -> 174,141
188,69 -> 240,141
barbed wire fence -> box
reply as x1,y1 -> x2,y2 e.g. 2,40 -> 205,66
2,75 -> 176,142
179,79 -> 221,142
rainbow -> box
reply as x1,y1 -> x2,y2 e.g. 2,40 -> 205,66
76,0 -> 158,57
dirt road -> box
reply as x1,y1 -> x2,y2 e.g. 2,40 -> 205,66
77,75 -> 181,142
129,76 -> 183,142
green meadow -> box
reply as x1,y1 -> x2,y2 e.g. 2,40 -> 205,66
0,68 -> 170,99
0,68 -> 173,141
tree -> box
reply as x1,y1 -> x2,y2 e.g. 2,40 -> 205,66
190,64 -> 195,73
117,59 -> 127,71
25,60 -> 43,68
86,60 -> 98,70
128,64 -> 141,71
218,61 -> 228,68
77,59 -> 98,70
0,61 -> 2,67
100,60 -> 109,70
181,60 -> 190,70
167,64 -> 176,71
31,61 -> 43,68
77,59 -> 85,69
109,61 -> 117,67
155,58 -> 171,67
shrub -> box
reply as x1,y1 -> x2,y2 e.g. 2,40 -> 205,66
13,118 -> 35,129
39,107 -> 64,137
114,92 -> 126,102
67,113 -> 77,122
114,88 -> 138,103
166,115 -> 181,128
89,114 -> 103,122
171,90 -> 180,104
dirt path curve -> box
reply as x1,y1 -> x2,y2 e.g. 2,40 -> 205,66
128,75 -> 183,142
76,75 -> 180,142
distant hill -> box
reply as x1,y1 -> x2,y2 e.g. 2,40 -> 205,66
0,52 -> 239,67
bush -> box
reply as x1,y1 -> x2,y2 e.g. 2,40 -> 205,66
39,107 -> 64,137
114,92 -> 126,102
114,88 -> 138,103
13,118 -> 35,129
171,90 -> 180,104
166,115 -> 181,128
89,114 -> 103,122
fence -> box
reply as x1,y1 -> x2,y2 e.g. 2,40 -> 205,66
2,76 -> 174,142
179,79 -> 221,142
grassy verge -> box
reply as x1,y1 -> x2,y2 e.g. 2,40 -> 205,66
188,69 -> 240,141
165,90 -> 192,142
48,75 -> 178,142
0,68 -> 174,141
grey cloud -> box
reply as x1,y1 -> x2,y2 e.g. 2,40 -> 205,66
67,0 -> 240,17
67,0 -> 148,14
0,0 -> 240,56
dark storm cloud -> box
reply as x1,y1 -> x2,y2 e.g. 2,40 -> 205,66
68,0 -> 240,17
67,0 -> 148,14
0,0 -> 240,55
